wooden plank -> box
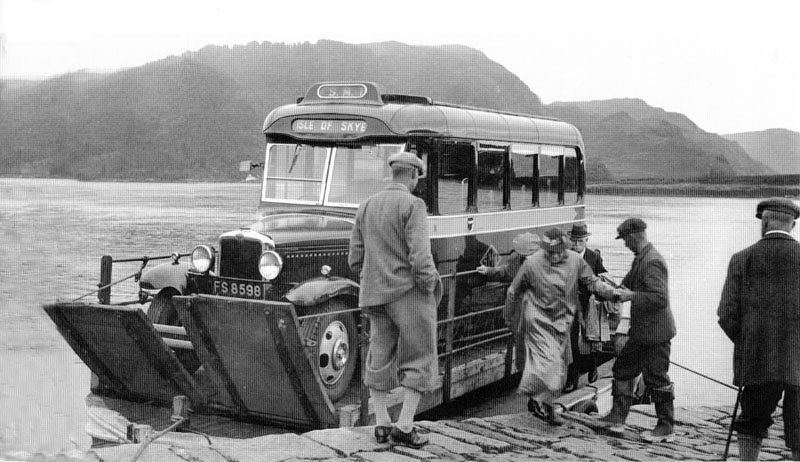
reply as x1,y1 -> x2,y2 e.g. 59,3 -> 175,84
449,361 -> 508,399
450,352 -> 507,383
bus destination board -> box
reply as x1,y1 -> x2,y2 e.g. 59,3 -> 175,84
317,83 -> 368,99
292,119 -> 368,134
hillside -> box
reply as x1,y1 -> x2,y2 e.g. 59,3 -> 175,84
723,128 -> 800,174
547,99 -> 774,179
181,40 -> 543,116
0,40 -> 777,181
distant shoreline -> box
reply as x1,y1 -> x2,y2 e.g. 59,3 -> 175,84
587,183 -> 799,198
2,176 -> 798,199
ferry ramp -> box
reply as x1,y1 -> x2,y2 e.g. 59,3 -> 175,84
81,402 -> 795,461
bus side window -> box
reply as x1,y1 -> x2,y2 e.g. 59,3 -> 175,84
564,154 -> 580,203
509,153 -> 535,209
438,144 -> 473,214
539,154 -> 560,207
475,151 -> 504,212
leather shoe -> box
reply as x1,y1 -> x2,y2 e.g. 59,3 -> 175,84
390,427 -> 428,449
543,404 -> 565,426
374,425 -> 392,444
527,398 -> 545,418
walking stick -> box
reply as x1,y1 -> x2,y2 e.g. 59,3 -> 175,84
723,386 -> 743,461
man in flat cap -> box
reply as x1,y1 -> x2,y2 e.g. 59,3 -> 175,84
718,197 -> 800,460
598,217 -> 677,443
349,151 -> 441,449
505,228 -> 615,425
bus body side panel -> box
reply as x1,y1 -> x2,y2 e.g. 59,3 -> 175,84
429,205 -> 586,274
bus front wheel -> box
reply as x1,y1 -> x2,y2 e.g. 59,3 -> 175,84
300,299 -> 358,402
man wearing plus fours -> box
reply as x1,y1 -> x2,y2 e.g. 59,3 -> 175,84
348,151 -> 442,449
599,217 -> 677,443
717,197 -> 800,461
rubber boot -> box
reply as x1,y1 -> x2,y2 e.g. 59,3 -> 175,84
598,378 -> 635,434
738,433 -> 762,461
643,400 -> 675,442
642,384 -> 675,443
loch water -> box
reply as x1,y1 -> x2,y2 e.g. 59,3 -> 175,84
0,178 -> 770,454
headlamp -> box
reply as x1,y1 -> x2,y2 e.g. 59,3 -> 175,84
190,245 -> 215,273
258,251 -> 283,280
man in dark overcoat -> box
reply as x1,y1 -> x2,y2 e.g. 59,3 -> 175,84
564,222 -> 608,392
717,197 -> 800,461
598,218 -> 677,442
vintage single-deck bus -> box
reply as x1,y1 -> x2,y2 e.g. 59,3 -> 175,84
44,81 -> 597,443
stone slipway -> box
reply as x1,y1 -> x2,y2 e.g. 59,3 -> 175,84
78,403 -> 794,462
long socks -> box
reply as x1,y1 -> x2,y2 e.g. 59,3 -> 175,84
396,388 -> 422,433
370,389 -> 392,427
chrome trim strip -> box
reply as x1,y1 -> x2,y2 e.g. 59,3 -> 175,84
427,204 -> 584,239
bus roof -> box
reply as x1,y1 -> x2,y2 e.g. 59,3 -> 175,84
262,82 -> 584,151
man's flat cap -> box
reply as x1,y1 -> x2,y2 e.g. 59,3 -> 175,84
756,197 -> 800,219
512,232 -> 539,256
616,217 -> 647,239
388,152 -> 425,175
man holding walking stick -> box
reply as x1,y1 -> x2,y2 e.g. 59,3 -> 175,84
718,197 -> 800,461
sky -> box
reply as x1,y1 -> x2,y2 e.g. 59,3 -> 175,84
0,0 -> 798,135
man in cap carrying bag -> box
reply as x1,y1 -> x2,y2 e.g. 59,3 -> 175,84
598,217 -> 677,442
718,197 -> 800,460
349,152 -> 441,449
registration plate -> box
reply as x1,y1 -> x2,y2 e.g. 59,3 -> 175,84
212,278 -> 268,299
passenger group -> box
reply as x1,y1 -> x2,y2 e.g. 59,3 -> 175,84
350,151 -> 799,457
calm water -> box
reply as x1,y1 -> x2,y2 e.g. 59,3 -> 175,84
0,178 -> 773,454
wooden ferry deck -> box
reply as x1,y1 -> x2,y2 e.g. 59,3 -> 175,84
52,383 -> 793,461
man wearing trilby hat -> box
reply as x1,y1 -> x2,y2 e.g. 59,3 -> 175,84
718,197 -> 800,460
563,223 -> 609,393
504,227 -> 615,425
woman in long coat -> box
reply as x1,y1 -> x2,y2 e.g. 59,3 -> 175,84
505,228 -> 615,425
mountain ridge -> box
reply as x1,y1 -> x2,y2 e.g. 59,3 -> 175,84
722,128 -> 800,174
0,40 -> 784,181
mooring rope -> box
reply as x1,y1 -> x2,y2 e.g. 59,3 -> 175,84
669,360 -> 737,391
130,417 -> 186,462
71,258 -> 152,302
71,271 -> 140,302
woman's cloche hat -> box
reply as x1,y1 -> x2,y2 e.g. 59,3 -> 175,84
538,228 -> 569,252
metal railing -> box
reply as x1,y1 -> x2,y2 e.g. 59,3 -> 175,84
76,253 -> 190,304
